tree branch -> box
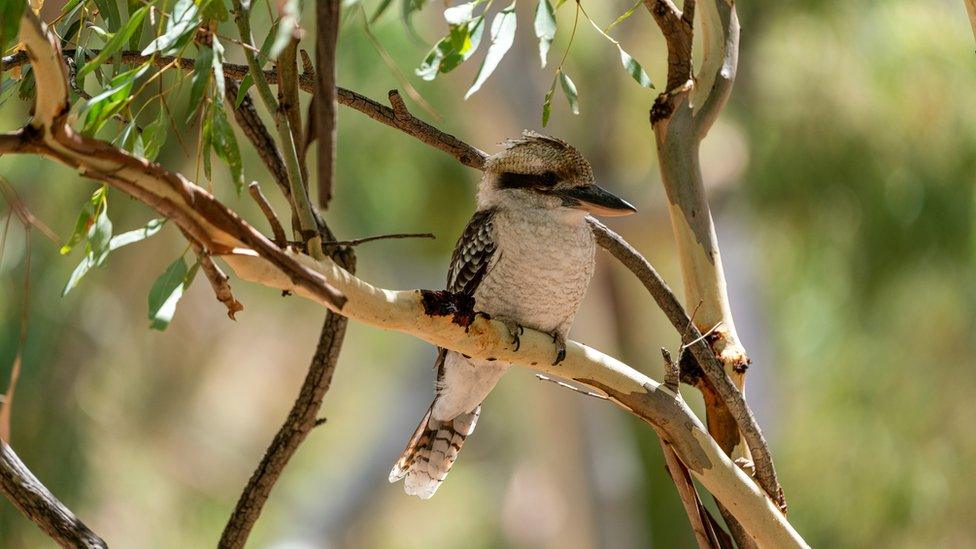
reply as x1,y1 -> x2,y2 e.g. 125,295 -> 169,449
0,440 -> 106,548
315,0 -> 340,208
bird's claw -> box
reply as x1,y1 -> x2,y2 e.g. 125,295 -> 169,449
551,332 -> 567,365
498,318 -> 524,351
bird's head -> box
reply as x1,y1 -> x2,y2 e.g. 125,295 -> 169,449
478,131 -> 637,218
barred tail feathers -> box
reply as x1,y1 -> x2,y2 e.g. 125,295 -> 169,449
389,403 -> 480,499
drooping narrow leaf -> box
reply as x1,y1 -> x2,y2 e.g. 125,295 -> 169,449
618,46 -> 653,88
186,46 -> 214,121
559,71 -> 579,114
148,256 -> 195,331
541,78 -> 556,126
126,0 -> 145,48
60,187 -> 106,255
209,104 -> 244,192
91,0 -> 122,31
604,0 -> 641,33
533,0 -> 556,68
77,6 -> 148,79
465,1 -> 517,99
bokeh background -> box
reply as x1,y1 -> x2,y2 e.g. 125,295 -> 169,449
2,0 -> 976,547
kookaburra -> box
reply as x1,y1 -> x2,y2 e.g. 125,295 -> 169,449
389,131 -> 636,499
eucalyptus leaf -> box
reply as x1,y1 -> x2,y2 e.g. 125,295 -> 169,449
416,16 -> 485,80
109,219 -> 165,250
559,71 -> 579,115
268,0 -> 300,60
78,6 -> 148,79
533,0 -> 556,68
141,0 -> 201,56
618,46 -> 652,88
92,0 -> 122,31
541,79 -> 556,126
148,257 -> 197,331
465,1 -> 517,99
209,104 -> 244,192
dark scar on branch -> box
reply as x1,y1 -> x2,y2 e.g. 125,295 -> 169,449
420,290 -> 477,327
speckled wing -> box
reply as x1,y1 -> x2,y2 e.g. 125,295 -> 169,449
446,208 -> 497,295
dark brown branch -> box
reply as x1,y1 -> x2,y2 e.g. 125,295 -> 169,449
644,0 -> 694,91
247,181 -> 287,247
315,0 -> 341,208
0,440 -> 106,548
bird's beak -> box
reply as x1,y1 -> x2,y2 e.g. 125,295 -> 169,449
556,183 -> 637,217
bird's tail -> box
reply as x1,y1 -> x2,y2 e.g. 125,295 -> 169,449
389,402 -> 481,499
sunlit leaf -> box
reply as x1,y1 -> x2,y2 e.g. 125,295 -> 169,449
444,1 -> 480,25
109,218 -> 165,250
78,6 -> 147,78
559,70 -> 579,114
60,187 -> 105,255
268,0 -> 300,60
141,0 -> 201,56
465,1 -> 517,99
533,0 -> 556,68
141,107 -> 168,161
416,16 -> 485,80
618,46 -> 652,88
82,62 -> 150,134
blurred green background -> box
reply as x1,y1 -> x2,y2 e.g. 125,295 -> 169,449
2,0 -> 976,547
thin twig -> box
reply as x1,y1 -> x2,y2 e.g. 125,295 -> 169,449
247,181 -> 287,247
322,232 -> 435,248
186,236 -> 245,319
535,374 -> 609,400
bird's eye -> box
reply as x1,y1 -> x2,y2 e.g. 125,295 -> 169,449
538,171 -> 559,188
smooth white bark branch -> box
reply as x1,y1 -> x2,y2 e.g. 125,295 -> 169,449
4,9 -> 807,547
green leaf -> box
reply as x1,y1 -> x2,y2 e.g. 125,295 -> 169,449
141,0 -> 201,56
268,0 -> 300,60
465,1 -> 517,99
211,36 -> 226,103
605,0 -> 641,34
109,218 -> 165,250
415,15 -> 485,80
533,0 -> 556,68
559,71 -> 579,115
126,0 -> 145,48
141,107 -> 168,161
541,79 -> 555,127
92,0 -> 122,31
234,74 -> 253,107
77,6 -> 148,79
201,0 -> 229,22
187,46 -> 214,121
208,104 -> 244,192
0,1 -> 26,53
618,46 -> 652,88
82,62 -> 150,134
60,188 -> 106,255
148,256 -> 197,331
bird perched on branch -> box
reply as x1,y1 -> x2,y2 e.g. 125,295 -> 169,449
389,131 -> 636,499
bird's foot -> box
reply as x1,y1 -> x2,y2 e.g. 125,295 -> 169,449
467,311 -> 492,333
495,317 -> 524,351
551,332 -> 567,365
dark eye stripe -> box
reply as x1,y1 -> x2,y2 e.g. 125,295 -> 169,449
497,171 -> 560,190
